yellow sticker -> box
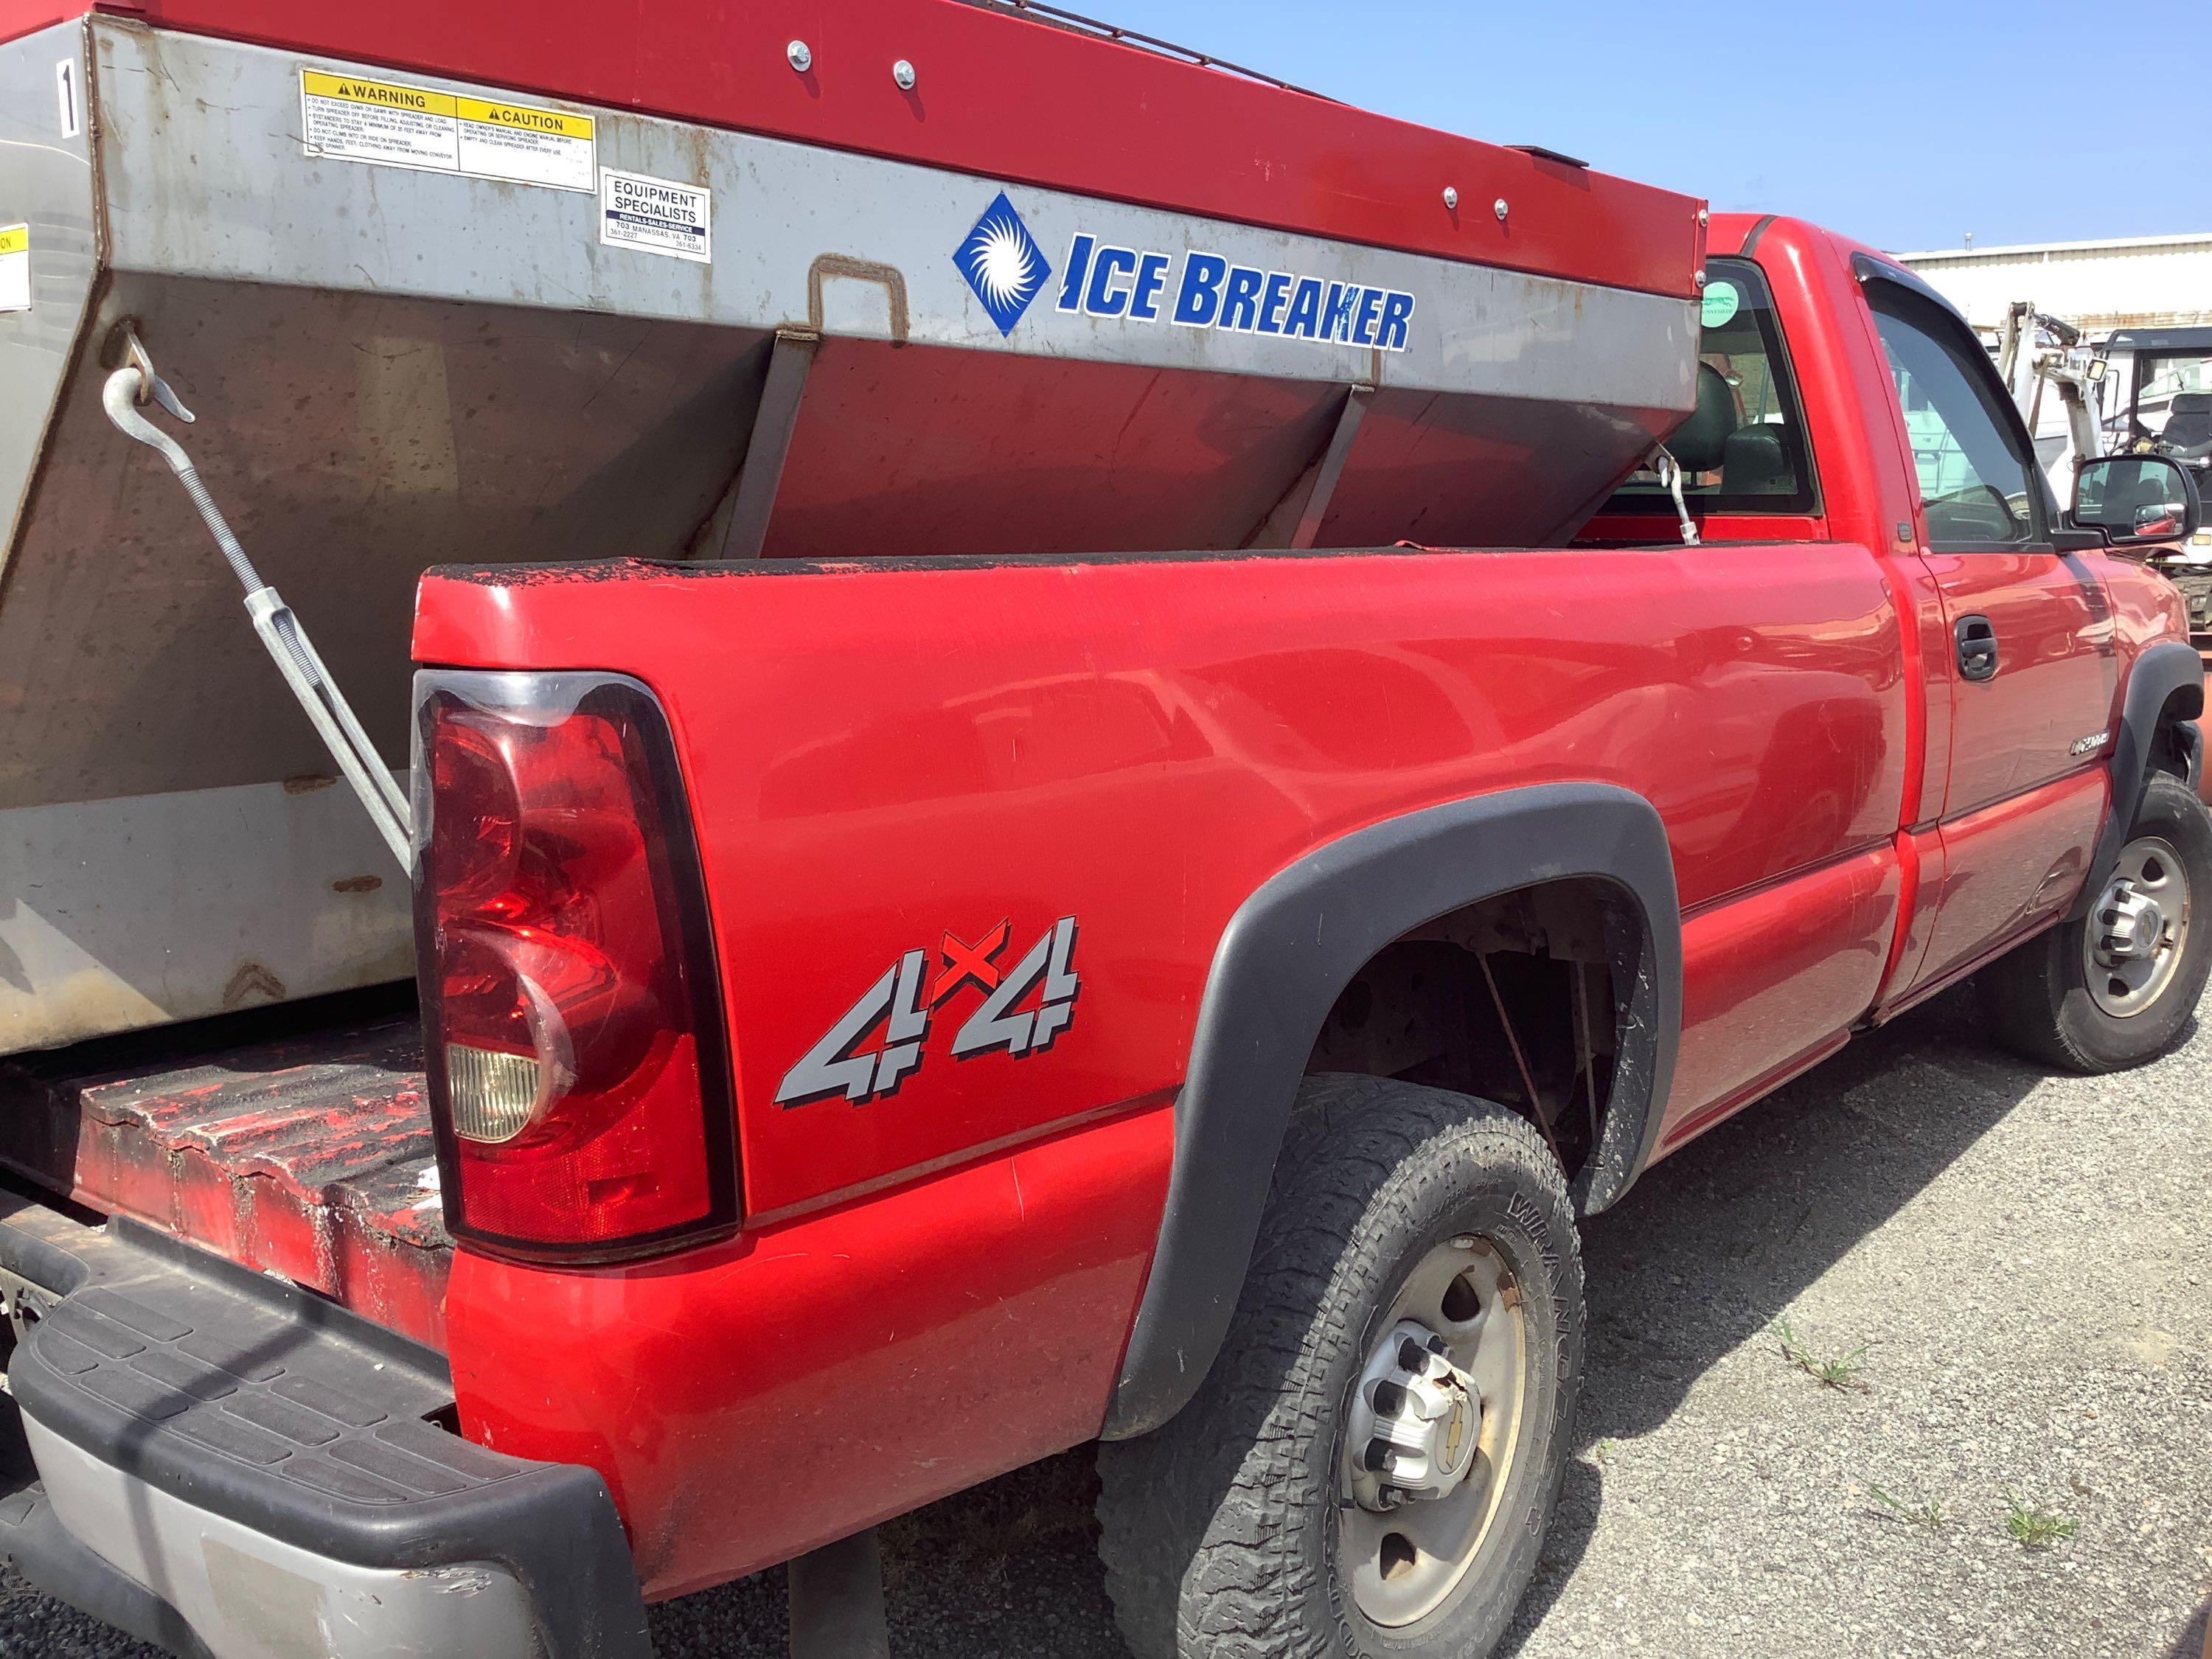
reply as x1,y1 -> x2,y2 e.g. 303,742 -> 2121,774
301,71 -> 456,117
454,97 -> 594,142
0,223 -> 27,315
299,69 -> 594,192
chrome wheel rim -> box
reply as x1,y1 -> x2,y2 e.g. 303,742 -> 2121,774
1338,1235 -> 1529,1628
2084,835 -> 2191,1019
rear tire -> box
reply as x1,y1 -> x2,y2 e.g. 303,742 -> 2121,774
1980,771 -> 2212,1072
1096,1074 -> 1583,1659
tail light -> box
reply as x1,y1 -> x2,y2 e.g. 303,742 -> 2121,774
412,669 -> 738,1262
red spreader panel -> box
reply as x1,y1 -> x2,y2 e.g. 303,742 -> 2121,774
7,0 -> 1702,296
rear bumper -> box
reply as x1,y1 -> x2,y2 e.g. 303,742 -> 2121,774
0,1189 -> 649,1659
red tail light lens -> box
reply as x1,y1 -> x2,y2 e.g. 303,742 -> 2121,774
414,670 -> 737,1262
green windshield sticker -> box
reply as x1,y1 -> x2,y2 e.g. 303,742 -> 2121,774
1701,280 -> 1742,329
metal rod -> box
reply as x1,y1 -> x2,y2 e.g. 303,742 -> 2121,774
987,0 -> 1338,98
100,333 -> 412,870
1573,961 -> 1601,1145
246,591 -> 411,866
1477,951 -> 1565,1164
1651,445 -> 1700,546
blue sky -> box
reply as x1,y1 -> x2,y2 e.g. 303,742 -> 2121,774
1089,0 -> 2212,251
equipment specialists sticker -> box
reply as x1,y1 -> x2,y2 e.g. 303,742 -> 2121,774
599,170 -> 712,264
0,225 -> 28,314
299,70 -> 595,192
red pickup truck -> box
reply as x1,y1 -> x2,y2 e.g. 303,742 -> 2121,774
0,4 -> 2207,1658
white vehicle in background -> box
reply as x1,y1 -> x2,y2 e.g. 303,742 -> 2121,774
1986,302 -> 2110,502
2098,326 -> 2212,490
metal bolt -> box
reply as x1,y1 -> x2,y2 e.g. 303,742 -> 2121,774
786,39 -> 812,72
1493,198 -> 1509,223
1443,187 -> 1459,212
892,58 -> 917,90
1694,268 -> 1708,288
1450,1234 -> 1490,1253
1697,207 -> 1710,227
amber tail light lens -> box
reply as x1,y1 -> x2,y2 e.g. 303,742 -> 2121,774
412,670 -> 738,1262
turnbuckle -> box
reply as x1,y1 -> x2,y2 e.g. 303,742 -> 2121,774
101,331 -> 412,869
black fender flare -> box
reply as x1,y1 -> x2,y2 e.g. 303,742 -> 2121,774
1102,783 -> 1682,1441
2071,639 -> 2205,920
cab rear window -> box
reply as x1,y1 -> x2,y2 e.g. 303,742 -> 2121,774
1599,256 -> 1817,516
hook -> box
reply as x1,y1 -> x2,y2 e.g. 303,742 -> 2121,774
101,330 -> 196,472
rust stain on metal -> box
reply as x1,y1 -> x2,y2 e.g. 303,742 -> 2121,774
807,254 -> 910,344
0,1014 -> 451,1349
220,962 -> 288,1007
282,773 -> 339,794
331,874 -> 383,894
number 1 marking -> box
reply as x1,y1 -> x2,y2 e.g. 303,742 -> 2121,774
56,60 -> 80,140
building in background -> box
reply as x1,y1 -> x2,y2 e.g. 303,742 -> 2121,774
1897,233 -> 2212,334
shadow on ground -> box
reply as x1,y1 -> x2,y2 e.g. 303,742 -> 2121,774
655,982 -> 2056,1658
2169,1597 -> 2210,1659
1495,982 -> 2065,1649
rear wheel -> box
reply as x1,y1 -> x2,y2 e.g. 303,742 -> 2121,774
1096,1074 -> 1582,1659
1980,771 -> 2212,1071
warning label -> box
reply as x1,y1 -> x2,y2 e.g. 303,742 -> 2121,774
599,169 -> 712,264
0,224 -> 28,314
300,71 -> 594,192
456,96 -> 596,191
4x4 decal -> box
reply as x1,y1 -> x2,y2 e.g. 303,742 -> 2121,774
775,917 -> 1081,1107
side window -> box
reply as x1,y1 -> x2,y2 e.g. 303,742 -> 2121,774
1601,257 -> 1817,516
1864,281 -> 2040,549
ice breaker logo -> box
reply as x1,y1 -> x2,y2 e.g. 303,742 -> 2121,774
953,192 -> 1052,337
1057,234 -> 1417,352
775,917 -> 1081,1107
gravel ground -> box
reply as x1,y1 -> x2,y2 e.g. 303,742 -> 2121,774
6,983 -> 2208,1658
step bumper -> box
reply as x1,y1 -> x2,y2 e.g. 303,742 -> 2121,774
0,1189 -> 649,1659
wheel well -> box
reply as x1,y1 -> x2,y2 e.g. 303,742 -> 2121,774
1304,878 -> 1635,1184
2150,687 -> 2203,784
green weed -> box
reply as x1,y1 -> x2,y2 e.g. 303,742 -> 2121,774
1773,1318 -> 1870,1391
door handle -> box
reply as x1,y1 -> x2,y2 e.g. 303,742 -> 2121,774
1955,614 -> 1999,682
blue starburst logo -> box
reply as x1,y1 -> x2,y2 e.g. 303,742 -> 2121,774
953,192 -> 1051,337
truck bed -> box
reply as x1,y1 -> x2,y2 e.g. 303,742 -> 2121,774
0,992 -> 447,1350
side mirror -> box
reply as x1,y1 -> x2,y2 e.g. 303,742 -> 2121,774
2071,454 -> 2203,543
